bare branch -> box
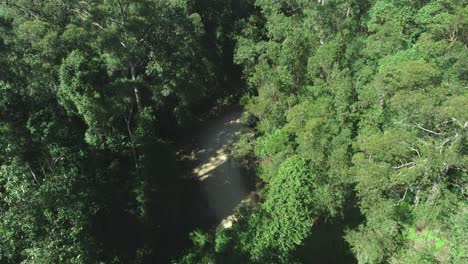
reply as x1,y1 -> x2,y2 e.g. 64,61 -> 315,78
123,105 -> 140,178
27,165 -> 40,185
416,124 -> 443,135
409,146 -> 421,158
438,138 -> 451,153
435,120 -> 451,130
450,117 -> 463,127
414,189 -> 420,206
92,22 -> 105,30
397,187 -> 409,205
393,162 -> 416,169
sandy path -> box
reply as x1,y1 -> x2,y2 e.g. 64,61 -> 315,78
180,108 -> 250,228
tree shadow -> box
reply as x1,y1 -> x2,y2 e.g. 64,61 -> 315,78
154,107 -> 253,261
293,193 -> 364,264
180,107 -> 252,226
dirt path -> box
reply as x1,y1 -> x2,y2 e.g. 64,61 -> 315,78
179,108 -> 251,228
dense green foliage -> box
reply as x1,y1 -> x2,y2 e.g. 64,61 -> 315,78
0,0 -> 250,263
181,0 -> 467,263
1,0 -> 466,263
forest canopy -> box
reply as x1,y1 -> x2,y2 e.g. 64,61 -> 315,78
0,0 -> 466,263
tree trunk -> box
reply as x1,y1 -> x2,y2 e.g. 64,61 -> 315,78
131,66 -> 142,111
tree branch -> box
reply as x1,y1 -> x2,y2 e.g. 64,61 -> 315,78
27,165 -> 40,185
409,146 -> 421,158
416,124 -> 443,135
393,162 -> 415,169
123,105 -> 140,178
397,187 -> 409,205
